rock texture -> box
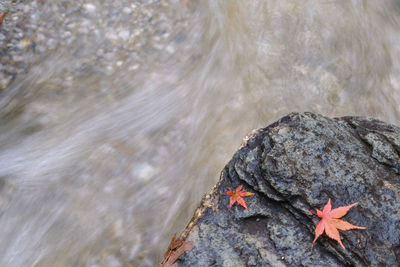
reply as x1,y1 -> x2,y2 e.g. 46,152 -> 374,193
174,112 -> 400,267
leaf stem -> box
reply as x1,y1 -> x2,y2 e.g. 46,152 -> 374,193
306,209 -> 318,216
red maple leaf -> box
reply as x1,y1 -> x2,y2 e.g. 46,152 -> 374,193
307,198 -> 366,249
226,185 -> 254,210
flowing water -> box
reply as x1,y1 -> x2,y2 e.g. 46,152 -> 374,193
1,0 -> 400,266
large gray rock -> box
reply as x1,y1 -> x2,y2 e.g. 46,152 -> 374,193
174,112 -> 400,266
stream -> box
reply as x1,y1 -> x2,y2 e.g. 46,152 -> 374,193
0,0 -> 400,266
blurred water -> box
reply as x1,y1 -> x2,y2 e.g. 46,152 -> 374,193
1,0 -> 400,266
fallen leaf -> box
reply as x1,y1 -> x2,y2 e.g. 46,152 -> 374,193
163,241 -> 194,267
226,185 -> 254,210
307,198 -> 366,249
0,11 -> 9,25
168,233 -> 183,251
161,233 -> 194,267
161,233 -> 183,265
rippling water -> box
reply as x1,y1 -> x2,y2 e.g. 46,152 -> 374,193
1,0 -> 400,266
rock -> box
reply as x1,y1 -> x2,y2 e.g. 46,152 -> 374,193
172,112 -> 400,266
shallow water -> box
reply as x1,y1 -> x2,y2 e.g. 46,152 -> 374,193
1,0 -> 400,266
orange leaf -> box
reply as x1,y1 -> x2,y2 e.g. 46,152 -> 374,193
0,11 -> 9,25
307,198 -> 366,249
226,185 -> 254,210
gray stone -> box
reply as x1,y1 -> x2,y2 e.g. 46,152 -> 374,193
175,112 -> 400,266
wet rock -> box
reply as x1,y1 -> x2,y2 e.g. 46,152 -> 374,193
175,112 -> 400,266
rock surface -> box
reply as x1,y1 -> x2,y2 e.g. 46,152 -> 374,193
174,112 -> 400,266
